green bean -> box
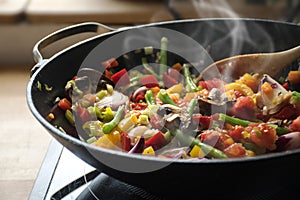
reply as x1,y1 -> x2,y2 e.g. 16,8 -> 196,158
130,75 -> 146,83
141,57 -> 159,79
183,64 -> 199,92
65,109 -> 75,125
157,89 -> 177,106
171,129 -> 227,159
66,80 -> 83,95
102,105 -> 125,134
159,37 -> 168,78
290,91 -> 300,104
218,113 -> 289,136
144,46 -> 154,55
145,90 -> 156,105
187,98 -> 197,116
218,113 -> 252,127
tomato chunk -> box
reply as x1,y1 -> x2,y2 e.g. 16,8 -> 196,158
248,123 -> 278,151
229,125 -> 244,142
223,143 -> 247,158
230,96 -> 256,121
290,116 -> 300,132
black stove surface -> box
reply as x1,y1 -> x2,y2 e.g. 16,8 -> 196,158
29,140 -> 298,200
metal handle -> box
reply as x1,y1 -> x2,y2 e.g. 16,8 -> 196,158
31,22 -> 116,74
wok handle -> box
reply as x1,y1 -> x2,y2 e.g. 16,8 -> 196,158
31,22 -> 115,75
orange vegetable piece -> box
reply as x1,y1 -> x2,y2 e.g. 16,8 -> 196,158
287,71 -> 300,85
261,82 -> 273,95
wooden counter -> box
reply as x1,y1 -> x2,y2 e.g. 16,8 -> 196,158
0,67 -> 52,200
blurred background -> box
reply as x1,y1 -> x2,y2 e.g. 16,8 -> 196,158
0,0 -> 299,199
0,0 -> 300,67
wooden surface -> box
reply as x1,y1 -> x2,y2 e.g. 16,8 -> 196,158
0,67 -> 52,200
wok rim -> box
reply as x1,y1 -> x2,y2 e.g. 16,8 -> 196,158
27,17 -> 300,166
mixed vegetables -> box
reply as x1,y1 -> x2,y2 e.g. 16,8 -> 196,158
47,37 -> 300,159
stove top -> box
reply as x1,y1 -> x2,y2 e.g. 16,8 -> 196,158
29,139 -> 299,200
28,140 -> 164,200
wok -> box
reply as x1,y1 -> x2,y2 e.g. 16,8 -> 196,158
27,19 -> 300,198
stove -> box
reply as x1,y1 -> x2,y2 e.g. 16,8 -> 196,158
29,139 -> 299,200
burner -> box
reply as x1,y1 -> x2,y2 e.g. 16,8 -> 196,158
29,140 -> 299,200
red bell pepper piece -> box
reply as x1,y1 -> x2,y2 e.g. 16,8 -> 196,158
111,68 -> 130,86
168,68 -> 181,81
150,115 -> 163,130
198,81 -> 208,90
282,82 -> 289,91
58,98 -> 72,111
102,57 -> 119,69
76,104 -> 92,122
192,115 -> 212,129
139,75 -> 159,88
162,72 -> 178,88
79,109 -> 92,122
121,132 -> 131,152
145,131 -> 167,151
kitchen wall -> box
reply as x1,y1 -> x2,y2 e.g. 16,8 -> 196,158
0,0 -> 298,67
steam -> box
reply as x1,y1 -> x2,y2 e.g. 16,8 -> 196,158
166,0 -> 275,80
191,0 -> 239,18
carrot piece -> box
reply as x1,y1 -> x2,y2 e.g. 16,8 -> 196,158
172,62 -> 183,71
261,82 -> 273,95
288,71 -> 300,85
101,58 -> 119,69
58,98 -> 71,111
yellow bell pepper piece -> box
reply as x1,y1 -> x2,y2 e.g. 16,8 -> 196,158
138,115 -> 149,125
166,83 -> 183,94
236,73 -> 259,92
225,82 -> 254,97
118,115 -> 137,132
95,130 -> 121,150
142,146 -> 155,156
190,145 -> 205,158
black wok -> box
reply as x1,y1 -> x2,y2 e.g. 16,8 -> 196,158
27,19 -> 300,198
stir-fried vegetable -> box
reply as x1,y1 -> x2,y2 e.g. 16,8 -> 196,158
48,36 -> 300,160
102,105 -> 125,134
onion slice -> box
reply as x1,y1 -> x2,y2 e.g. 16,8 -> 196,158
257,74 -> 292,114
